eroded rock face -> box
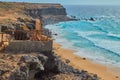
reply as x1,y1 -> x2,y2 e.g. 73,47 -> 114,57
1,52 -> 99,80
20,55 -> 44,70
24,4 -> 70,25
8,55 -> 45,80
25,7 -> 67,17
0,2 -> 72,31
37,54 -> 48,65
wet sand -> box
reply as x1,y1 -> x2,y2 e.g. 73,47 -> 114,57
53,42 -> 120,80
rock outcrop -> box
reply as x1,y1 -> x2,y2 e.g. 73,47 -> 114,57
0,2 -> 69,35
24,4 -> 70,25
0,2 -> 71,26
8,55 -> 45,80
5,52 -> 99,80
0,52 -> 99,80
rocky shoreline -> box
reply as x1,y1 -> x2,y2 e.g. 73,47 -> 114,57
0,52 -> 99,80
0,2 -> 99,80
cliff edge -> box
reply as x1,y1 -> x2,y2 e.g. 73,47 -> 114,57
0,2 -> 70,25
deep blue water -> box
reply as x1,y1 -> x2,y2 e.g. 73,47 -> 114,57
45,5 -> 120,67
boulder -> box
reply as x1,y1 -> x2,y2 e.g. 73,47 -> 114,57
89,17 -> 95,21
36,54 -> 48,65
20,55 -> 44,70
65,58 -> 70,64
8,68 -> 29,80
8,55 -> 45,80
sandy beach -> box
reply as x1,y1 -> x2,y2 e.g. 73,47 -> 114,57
53,42 -> 120,80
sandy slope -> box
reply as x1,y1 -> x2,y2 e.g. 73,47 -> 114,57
53,42 -> 120,80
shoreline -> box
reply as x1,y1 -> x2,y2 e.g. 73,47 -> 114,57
53,42 -> 120,80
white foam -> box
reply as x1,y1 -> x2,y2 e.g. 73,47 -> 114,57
107,32 -> 120,38
75,49 -> 120,67
45,23 -> 120,68
74,30 -> 104,37
86,37 -> 120,55
74,30 -> 120,55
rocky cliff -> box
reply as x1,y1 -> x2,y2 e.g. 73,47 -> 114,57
0,2 -> 70,27
24,3 -> 70,25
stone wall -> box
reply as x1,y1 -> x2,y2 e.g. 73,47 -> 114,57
4,40 -> 53,53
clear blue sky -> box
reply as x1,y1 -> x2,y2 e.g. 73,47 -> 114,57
0,0 -> 120,5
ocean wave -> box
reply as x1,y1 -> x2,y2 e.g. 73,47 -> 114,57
108,33 -> 120,38
70,33 -> 120,58
88,34 -> 120,41
45,19 -> 120,67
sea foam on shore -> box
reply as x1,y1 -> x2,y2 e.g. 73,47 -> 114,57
45,20 -> 120,68
45,5 -> 120,68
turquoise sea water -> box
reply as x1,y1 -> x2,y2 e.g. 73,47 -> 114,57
45,5 -> 120,67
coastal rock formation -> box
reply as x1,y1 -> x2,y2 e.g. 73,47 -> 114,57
8,55 -> 44,80
24,4 -> 70,25
0,2 -> 71,28
0,52 -> 99,80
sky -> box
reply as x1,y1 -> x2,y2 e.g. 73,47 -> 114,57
0,0 -> 120,5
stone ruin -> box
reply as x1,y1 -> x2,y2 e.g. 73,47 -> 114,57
0,18 -> 53,53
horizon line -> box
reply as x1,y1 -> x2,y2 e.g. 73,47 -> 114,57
0,1 -> 120,6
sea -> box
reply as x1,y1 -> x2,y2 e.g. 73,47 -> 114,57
45,5 -> 120,67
